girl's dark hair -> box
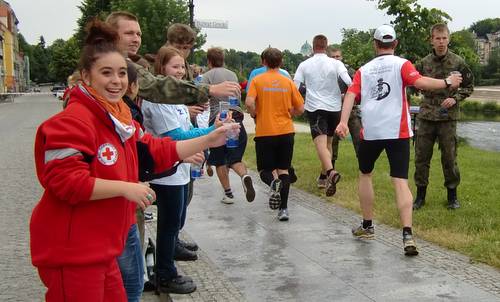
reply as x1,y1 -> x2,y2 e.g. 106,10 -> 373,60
127,61 -> 138,84
79,19 -> 122,72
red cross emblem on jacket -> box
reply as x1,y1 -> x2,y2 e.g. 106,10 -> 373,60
97,143 -> 118,166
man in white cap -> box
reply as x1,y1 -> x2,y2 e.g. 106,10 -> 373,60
335,24 -> 462,256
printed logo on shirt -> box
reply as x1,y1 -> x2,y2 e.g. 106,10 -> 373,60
97,143 -> 118,166
370,78 -> 391,100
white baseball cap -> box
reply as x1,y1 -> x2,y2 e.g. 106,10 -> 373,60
374,25 -> 396,42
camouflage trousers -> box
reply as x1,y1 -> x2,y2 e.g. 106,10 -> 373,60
414,119 -> 460,189
332,109 -> 361,165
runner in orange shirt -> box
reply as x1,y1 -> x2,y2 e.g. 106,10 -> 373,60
245,48 -> 304,221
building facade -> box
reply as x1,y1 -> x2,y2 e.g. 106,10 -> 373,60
0,1 -> 25,92
474,31 -> 500,65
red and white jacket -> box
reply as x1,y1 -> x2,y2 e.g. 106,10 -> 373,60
348,54 -> 422,140
31,86 -> 179,267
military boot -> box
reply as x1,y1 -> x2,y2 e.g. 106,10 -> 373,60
447,188 -> 460,209
413,186 -> 427,210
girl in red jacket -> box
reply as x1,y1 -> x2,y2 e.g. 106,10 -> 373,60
30,20 -> 238,302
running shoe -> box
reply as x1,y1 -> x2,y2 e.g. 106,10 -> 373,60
242,175 -> 255,202
317,177 -> 327,189
277,208 -> 289,221
352,224 -> 375,239
325,171 -> 341,196
403,233 -> 419,256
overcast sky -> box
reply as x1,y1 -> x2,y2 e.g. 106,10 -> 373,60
9,0 -> 500,53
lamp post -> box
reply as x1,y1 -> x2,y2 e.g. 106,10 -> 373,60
188,0 -> 194,28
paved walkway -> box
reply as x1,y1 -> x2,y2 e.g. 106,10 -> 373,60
3,95 -> 499,301
142,170 -> 500,302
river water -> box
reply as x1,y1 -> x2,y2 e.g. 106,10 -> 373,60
457,121 -> 500,152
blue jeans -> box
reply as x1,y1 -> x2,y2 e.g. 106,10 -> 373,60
150,183 -> 188,280
117,223 -> 144,302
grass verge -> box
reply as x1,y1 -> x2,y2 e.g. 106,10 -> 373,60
243,133 -> 500,268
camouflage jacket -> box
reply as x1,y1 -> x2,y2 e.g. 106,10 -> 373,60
133,61 -> 209,105
415,50 -> 474,121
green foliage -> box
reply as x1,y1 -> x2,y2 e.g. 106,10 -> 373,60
30,36 -> 52,83
482,101 -> 500,113
450,30 -> 481,83
460,100 -> 482,112
75,0 -> 113,47
460,100 -> 500,115
192,48 -> 303,81
374,0 -> 451,62
282,50 -> 305,75
111,0 -> 205,54
48,37 -> 80,83
221,49 -> 261,81
469,18 -> 500,37
339,28 -> 374,69
483,48 -> 500,80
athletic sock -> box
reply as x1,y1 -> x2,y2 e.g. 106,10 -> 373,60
224,188 -> 234,198
362,219 -> 373,229
278,174 -> 290,209
259,170 -> 274,187
403,227 -> 412,236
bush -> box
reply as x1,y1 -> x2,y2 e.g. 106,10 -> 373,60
461,100 -> 481,112
482,101 -> 500,113
477,78 -> 500,86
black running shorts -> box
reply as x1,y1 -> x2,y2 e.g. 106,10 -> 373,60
306,109 -> 341,139
254,133 -> 294,171
358,138 -> 410,179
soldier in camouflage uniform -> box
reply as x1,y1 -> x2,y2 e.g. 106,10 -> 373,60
327,47 -> 361,169
413,24 -> 474,210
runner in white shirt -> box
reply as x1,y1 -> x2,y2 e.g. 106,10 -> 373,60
336,24 -> 462,257
294,34 -> 352,196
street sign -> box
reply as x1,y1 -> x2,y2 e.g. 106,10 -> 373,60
195,19 -> 228,29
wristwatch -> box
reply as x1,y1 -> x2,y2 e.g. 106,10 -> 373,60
444,78 -> 452,88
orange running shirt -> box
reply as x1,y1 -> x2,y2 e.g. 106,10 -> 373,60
247,69 -> 304,137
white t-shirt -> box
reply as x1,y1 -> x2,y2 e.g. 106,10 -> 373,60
141,101 -> 191,185
294,53 -> 351,112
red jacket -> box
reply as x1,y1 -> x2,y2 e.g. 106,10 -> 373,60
31,86 -> 180,267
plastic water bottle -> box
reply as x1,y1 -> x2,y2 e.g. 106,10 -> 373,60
219,101 -> 229,120
191,162 -> 202,179
228,96 -> 239,108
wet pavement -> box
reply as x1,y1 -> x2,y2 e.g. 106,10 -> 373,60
171,172 -> 500,301
2,95 -> 499,301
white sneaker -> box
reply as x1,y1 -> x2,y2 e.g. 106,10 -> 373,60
221,194 -> 234,204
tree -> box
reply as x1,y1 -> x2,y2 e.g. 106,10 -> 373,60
373,0 -> 451,62
111,0 -> 205,54
30,36 -> 51,83
450,30 -> 481,82
48,37 -> 81,83
470,18 -> 500,37
282,50 -> 304,75
339,28 -> 374,69
75,0 -> 113,46
483,48 -> 500,83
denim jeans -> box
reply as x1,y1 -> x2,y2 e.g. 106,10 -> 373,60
150,183 -> 188,280
117,223 -> 144,302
